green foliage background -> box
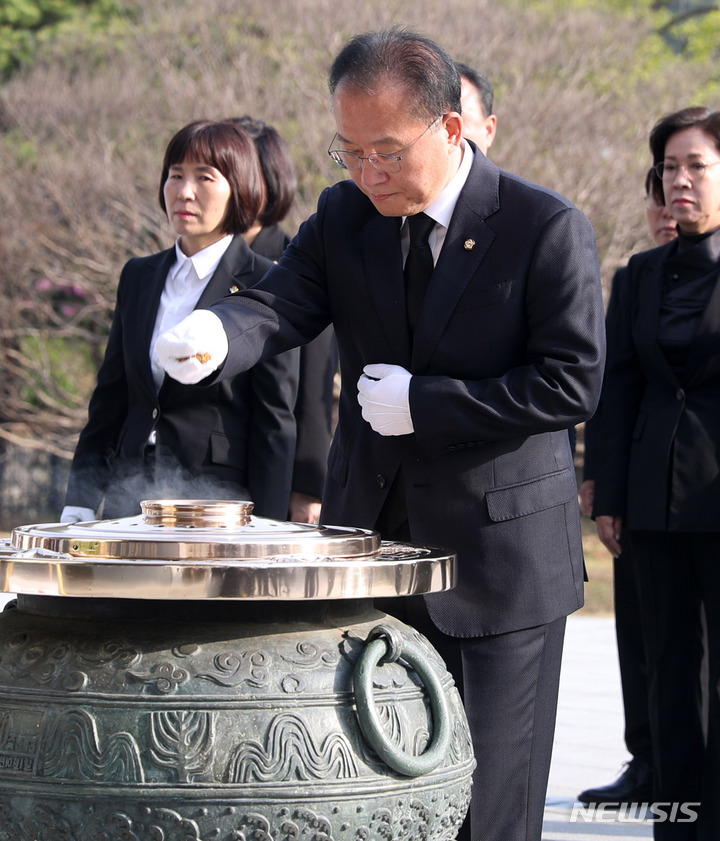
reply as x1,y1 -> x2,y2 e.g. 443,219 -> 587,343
0,0 -> 132,78
1,0 -> 720,460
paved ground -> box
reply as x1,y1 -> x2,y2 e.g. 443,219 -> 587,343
543,615 -> 653,839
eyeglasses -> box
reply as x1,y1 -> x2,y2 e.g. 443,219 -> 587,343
654,160 -> 720,181
327,116 -> 443,174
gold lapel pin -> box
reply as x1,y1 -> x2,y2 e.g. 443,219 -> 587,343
464,238 -> 476,251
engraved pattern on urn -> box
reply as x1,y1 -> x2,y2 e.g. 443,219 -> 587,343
281,641 -> 339,670
0,708 -> 42,775
0,789 -> 472,840
6,630 -> 141,691
197,648 -> 271,689
148,711 -> 215,783
41,708 -> 144,783
225,711 -> 359,783
0,603 -> 475,841
127,661 -> 190,695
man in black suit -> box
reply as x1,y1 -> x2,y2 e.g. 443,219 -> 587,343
456,61 -> 497,156
231,114 -> 339,525
157,28 -> 605,841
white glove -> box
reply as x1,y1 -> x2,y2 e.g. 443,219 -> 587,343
60,506 -> 96,523
154,310 -> 228,385
357,363 -> 413,436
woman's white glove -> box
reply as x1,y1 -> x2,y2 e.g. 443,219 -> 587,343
60,506 -> 97,523
155,310 -> 228,385
357,363 -> 413,436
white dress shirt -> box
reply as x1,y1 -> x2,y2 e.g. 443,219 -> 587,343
401,139 -> 474,265
149,235 -> 233,391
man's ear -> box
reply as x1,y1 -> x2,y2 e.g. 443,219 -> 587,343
484,114 -> 498,151
443,112 -> 463,148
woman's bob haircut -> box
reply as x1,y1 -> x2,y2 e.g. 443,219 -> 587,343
159,119 -> 265,235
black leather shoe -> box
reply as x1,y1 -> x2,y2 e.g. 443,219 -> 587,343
577,759 -> 653,806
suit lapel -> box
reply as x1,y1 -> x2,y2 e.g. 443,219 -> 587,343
136,248 -> 174,394
359,146 -> 500,369
158,236 -> 257,397
195,235 -> 257,308
412,149 -> 499,371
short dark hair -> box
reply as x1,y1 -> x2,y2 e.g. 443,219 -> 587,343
158,120 -> 265,235
226,116 -> 297,227
644,166 -> 655,197
455,61 -> 494,118
649,106 -> 720,203
328,27 -> 461,122
644,165 -> 664,205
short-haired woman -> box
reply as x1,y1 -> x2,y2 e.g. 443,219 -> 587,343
594,107 -> 720,838
62,120 -> 299,521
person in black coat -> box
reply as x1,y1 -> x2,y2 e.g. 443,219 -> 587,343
156,29 -> 605,841
229,115 -> 338,524
455,61 -> 497,156
593,107 -> 720,840
577,168 -> 677,807
61,120 -> 299,522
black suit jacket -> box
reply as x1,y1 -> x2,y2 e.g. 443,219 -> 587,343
65,234 -> 299,519
207,147 -> 605,635
593,230 -> 720,532
250,225 -> 338,500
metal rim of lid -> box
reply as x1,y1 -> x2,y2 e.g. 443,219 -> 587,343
0,500 -> 456,601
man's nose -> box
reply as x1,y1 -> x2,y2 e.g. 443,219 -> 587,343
359,161 -> 389,187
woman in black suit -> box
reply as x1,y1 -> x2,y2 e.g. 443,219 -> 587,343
61,120 -> 299,521
593,107 -> 720,840
230,116 -> 338,524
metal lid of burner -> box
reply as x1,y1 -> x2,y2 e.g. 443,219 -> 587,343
1,499 -> 455,601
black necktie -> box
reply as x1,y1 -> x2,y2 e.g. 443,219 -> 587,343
404,212 -> 435,333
